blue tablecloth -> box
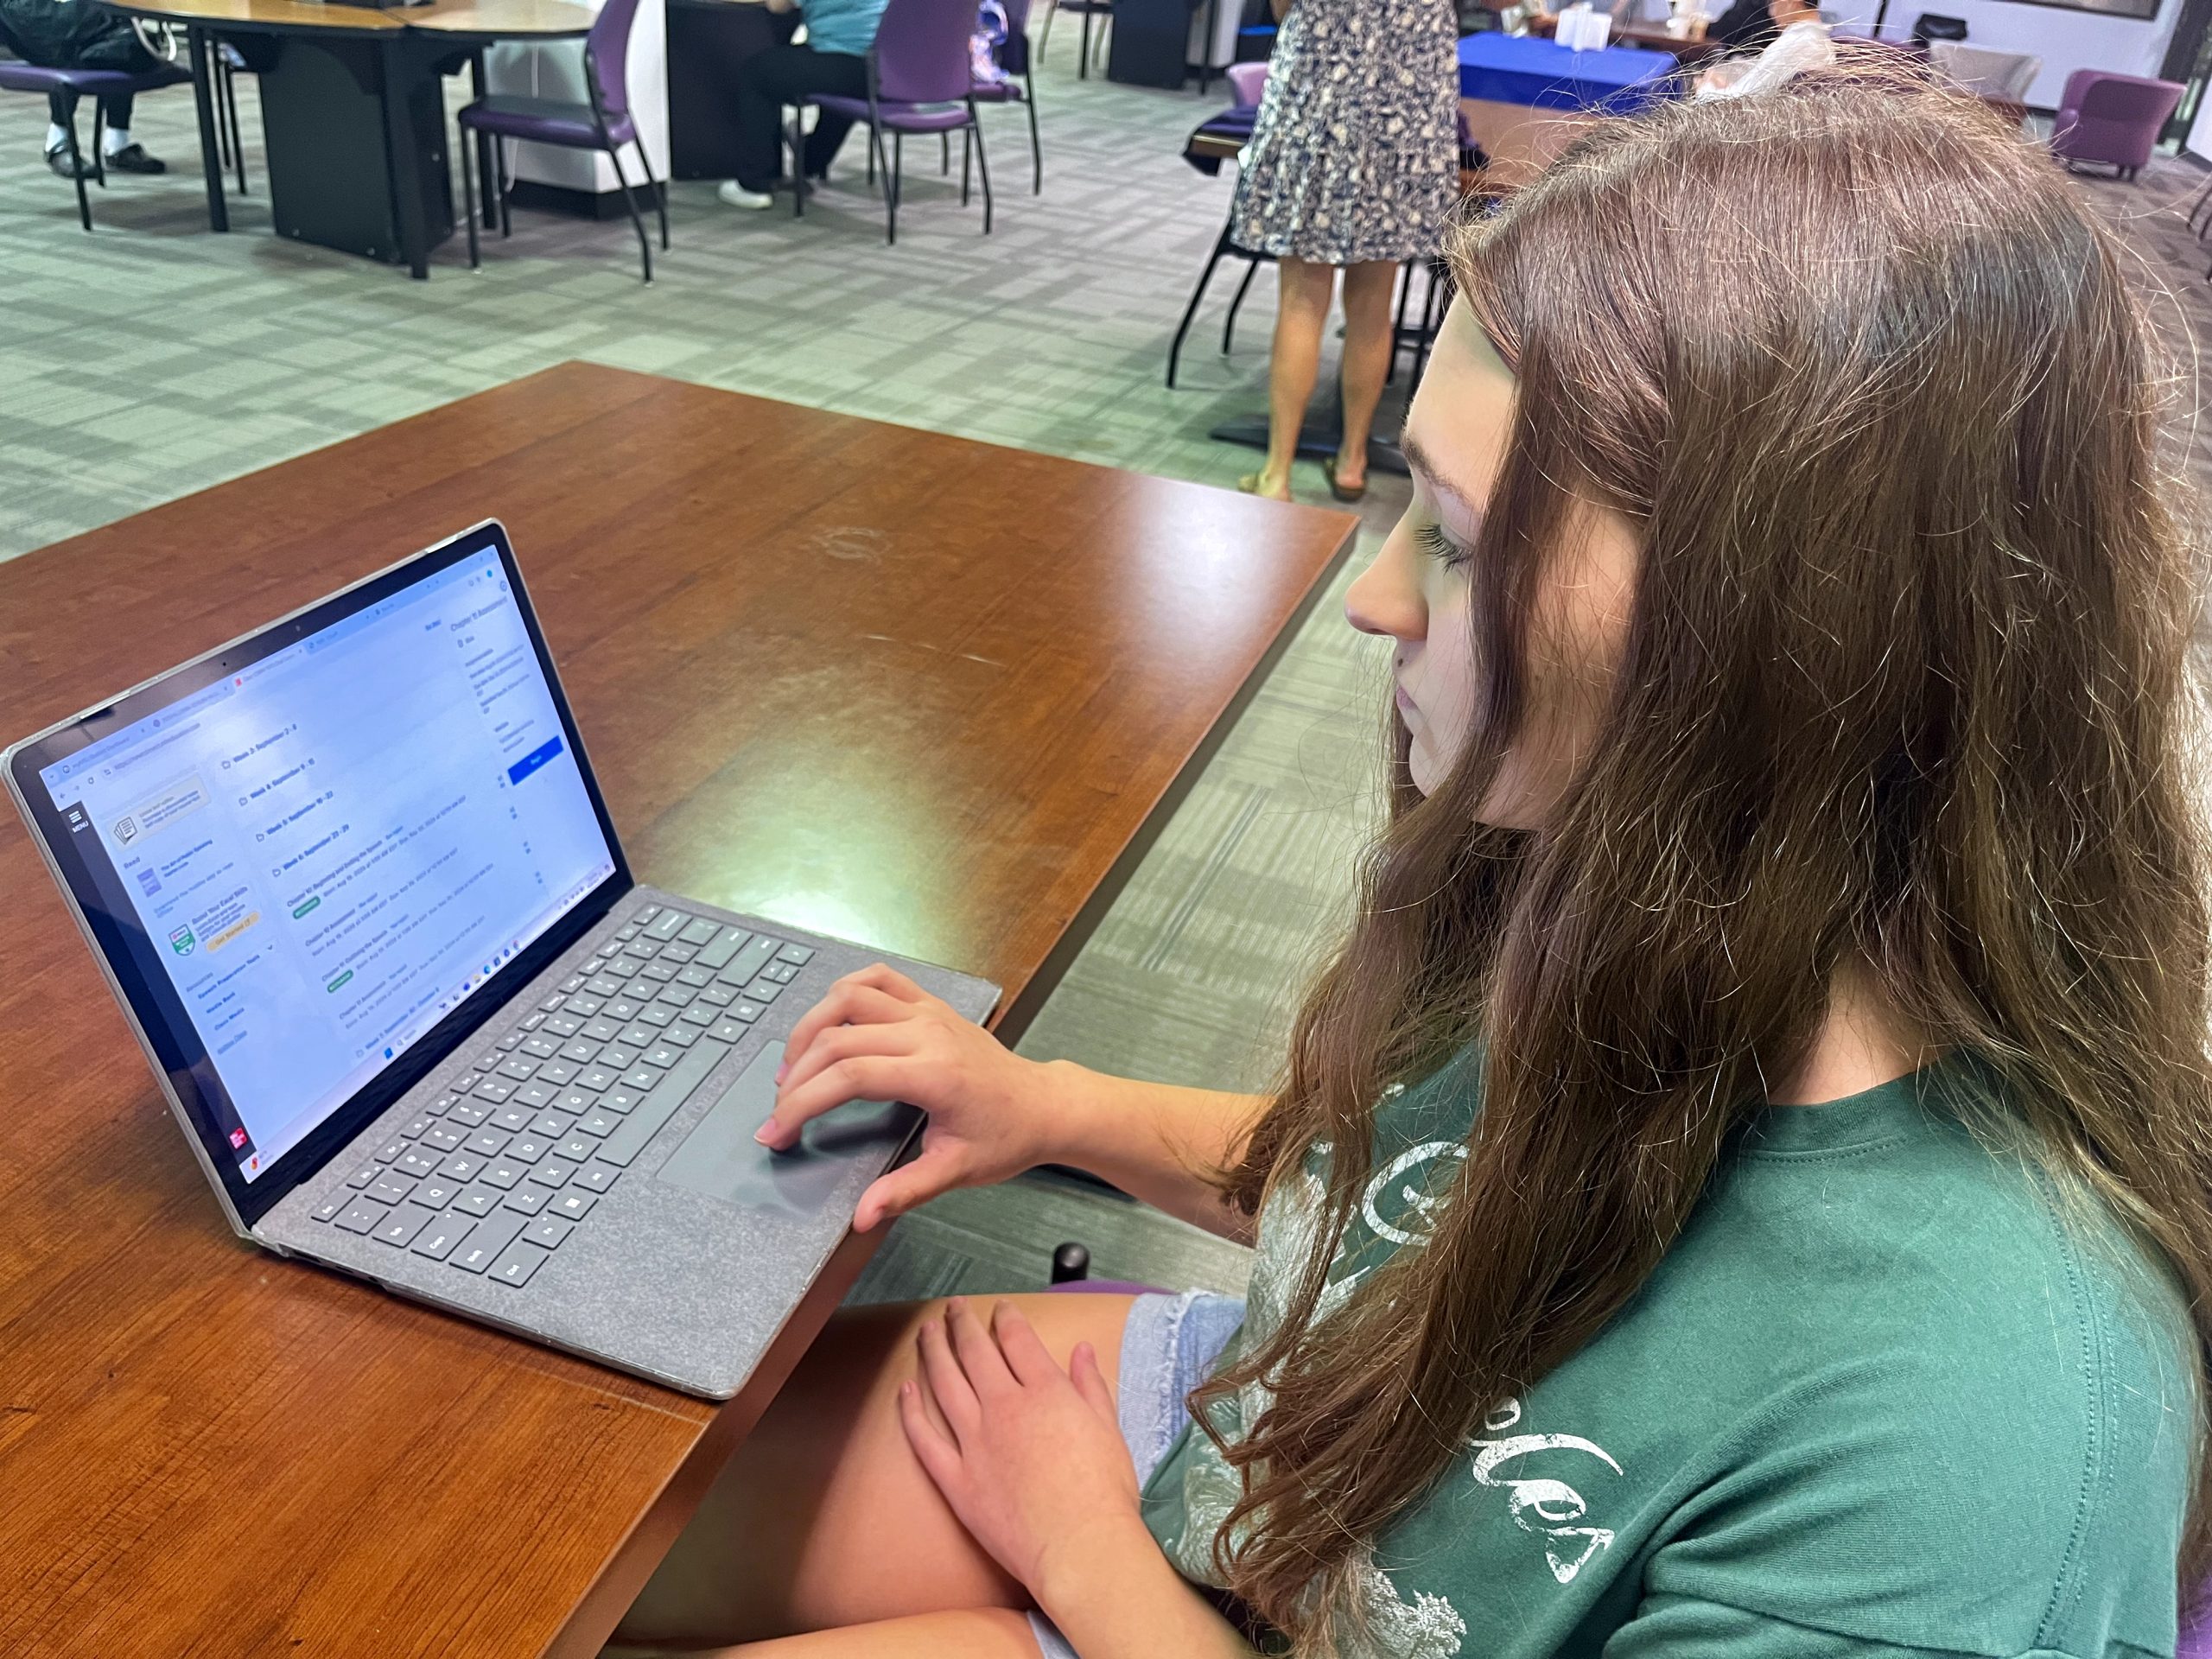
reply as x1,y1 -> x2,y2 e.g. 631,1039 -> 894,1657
1457,33 -> 1680,113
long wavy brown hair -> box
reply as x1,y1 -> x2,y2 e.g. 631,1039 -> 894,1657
1198,66 -> 2212,1649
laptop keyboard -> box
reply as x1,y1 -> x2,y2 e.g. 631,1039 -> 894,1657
308,901 -> 813,1289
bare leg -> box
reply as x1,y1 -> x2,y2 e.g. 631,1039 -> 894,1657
1333,260 -> 1400,493
1247,257 -> 1338,500
615,1294 -> 1139,1649
608,1607 -> 1043,1658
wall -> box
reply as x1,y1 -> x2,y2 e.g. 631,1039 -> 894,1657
1822,0 -> 2185,105
487,0 -> 672,203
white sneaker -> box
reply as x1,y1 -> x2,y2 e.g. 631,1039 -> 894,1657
717,181 -> 774,211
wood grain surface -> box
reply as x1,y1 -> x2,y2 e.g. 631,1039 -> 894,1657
0,363 -> 1355,1659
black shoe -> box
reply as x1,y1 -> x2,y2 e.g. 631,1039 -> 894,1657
102,143 -> 167,175
45,145 -> 89,180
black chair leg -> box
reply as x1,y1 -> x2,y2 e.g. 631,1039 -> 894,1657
633,138 -> 667,250
1025,75 -> 1040,194
1167,226 -> 1235,388
791,106 -> 807,216
1038,0 -> 1055,57
496,137 -> 512,237
62,111 -> 92,231
213,59 -> 232,167
90,103 -> 106,188
460,120 -> 481,267
223,56 -> 246,194
961,125 -> 970,205
1077,3 -> 1090,78
607,143 -> 652,283
1221,255 -> 1260,354
889,129 -> 901,245
941,130 -> 950,175
967,103 -> 991,233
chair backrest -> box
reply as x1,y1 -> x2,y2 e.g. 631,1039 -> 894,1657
872,0 -> 980,104
586,0 -> 645,119
1225,60 -> 1267,106
2077,69 -> 2183,124
1928,40 -> 2040,100
1910,10 -> 1967,41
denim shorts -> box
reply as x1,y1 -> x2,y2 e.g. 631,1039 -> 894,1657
1027,1288 -> 1246,1659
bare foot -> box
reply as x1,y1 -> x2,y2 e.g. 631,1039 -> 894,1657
1238,469 -> 1294,501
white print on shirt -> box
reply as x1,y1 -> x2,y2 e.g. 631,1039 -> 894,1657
1362,1140 -> 1470,1245
1470,1398 -> 1622,1585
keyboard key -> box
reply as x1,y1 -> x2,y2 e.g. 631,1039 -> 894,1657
466,1129 -> 512,1158
575,1163 -> 620,1194
532,1159 -> 577,1187
748,982 -> 785,1005
549,1190 -> 599,1221
607,998 -> 644,1022
346,1163 -> 379,1188
496,1033 -> 524,1052
489,1242 -> 552,1288
776,944 -> 816,966
618,924 -> 641,939
696,925 -> 751,969
516,1081 -> 557,1109
449,1212 -> 528,1273
509,1135 -> 550,1164
448,1102 -> 491,1128
538,1059 -> 578,1086
396,1147 -> 442,1179
678,916 -> 721,946
560,973 -> 586,994
647,908 -> 689,940
522,1011 -> 548,1030
733,1001 -> 766,1024
635,902 -> 659,920
498,1058 -> 538,1082
619,1023 -> 658,1047
475,1052 -> 502,1071
601,1089 -> 640,1115
374,1139 -> 406,1163
373,1204 -> 438,1249
492,1104 -> 534,1133
556,1134 -> 596,1162
453,1185 -> 502,1217
624,976 -> 659,1001
717,937 -> 779,987
696,983 -> 737,1008
540,992 -> 567,1012
662,1022 -> 701,1049
424,1123 -> 466,1153
596,1038 -> 732,1167
480,1160 -> 525,1191
621,1066 -> 660,1090
620,938 -> 658,961
453,1074 -> 482,1095
602,1045 -> 640,1071
502,1183 -> 550,1216
521,1033 -> 559,1059
335,1200 -> 383,1234
402,1115 -> 433,1139
524,1216 -> 575,1249
576,1066 -> 617,1092
416,1177 -> 463,1209
367,1174 -> 416,1206
568,994 -> 605,1017
560,1039 -> 597,1065
645,1046 -> 682,1070
585,976 -> 626,997
410,1216 -> 474,1261
655,983 -> 698,1008
312,1194 -> 346,1222
473,1078 -> 515,1104
760,963 -> 798,985
583,1018 -> 621,1044
545,1013 -> 582,1038
438,1154 -> 484,1181
578,1109 -> 620,1138
660,942 -> 698,963
641,961 -> 680,983
531,1112 -> 573,1138
556,1089 -> 596,1115
677,964 -> 715,988
429,1093 -> 461,1116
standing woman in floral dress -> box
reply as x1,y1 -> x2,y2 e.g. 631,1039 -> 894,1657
1235,0 -> 1460,503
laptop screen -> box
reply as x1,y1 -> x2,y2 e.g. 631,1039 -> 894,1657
10,524 -> 623,1220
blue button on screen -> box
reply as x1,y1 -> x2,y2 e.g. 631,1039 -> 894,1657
506,735 -> 564,785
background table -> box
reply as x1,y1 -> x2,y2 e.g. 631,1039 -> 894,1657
0,362 -> 1357,1659
1457,31 -> 1680,188
104,0 -> 594,277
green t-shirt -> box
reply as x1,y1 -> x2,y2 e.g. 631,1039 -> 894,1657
1141,1052 -> 2199,1658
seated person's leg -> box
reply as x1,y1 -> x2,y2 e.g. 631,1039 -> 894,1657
723,42 -> 817,205
99,89 -> 166,173
614,1292 -> 1137,1649
798,51 -> 867,180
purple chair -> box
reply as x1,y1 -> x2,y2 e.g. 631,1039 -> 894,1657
2048,68 -> 2183,181
454,0 -> 668,283
0,60 -> 189,232
793,0 -> 994,244
968,0 -> 1042,194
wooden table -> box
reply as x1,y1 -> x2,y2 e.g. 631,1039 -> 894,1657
103,0 -> 594,276
0,363 -> 1356,1659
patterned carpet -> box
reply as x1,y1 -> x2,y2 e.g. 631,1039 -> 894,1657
4,62 -> 2209,1296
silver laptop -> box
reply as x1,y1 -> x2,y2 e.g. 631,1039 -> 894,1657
5,520 -> 997,1398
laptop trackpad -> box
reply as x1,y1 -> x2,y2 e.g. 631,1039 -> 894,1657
657,1041 -> 912,1217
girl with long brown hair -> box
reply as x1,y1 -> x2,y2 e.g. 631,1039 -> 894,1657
615,67 -> 2212,1659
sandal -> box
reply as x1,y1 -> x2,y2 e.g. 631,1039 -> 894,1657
1321,453 -> 1367,503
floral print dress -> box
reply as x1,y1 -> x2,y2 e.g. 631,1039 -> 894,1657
1229,0 -> 1461,265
